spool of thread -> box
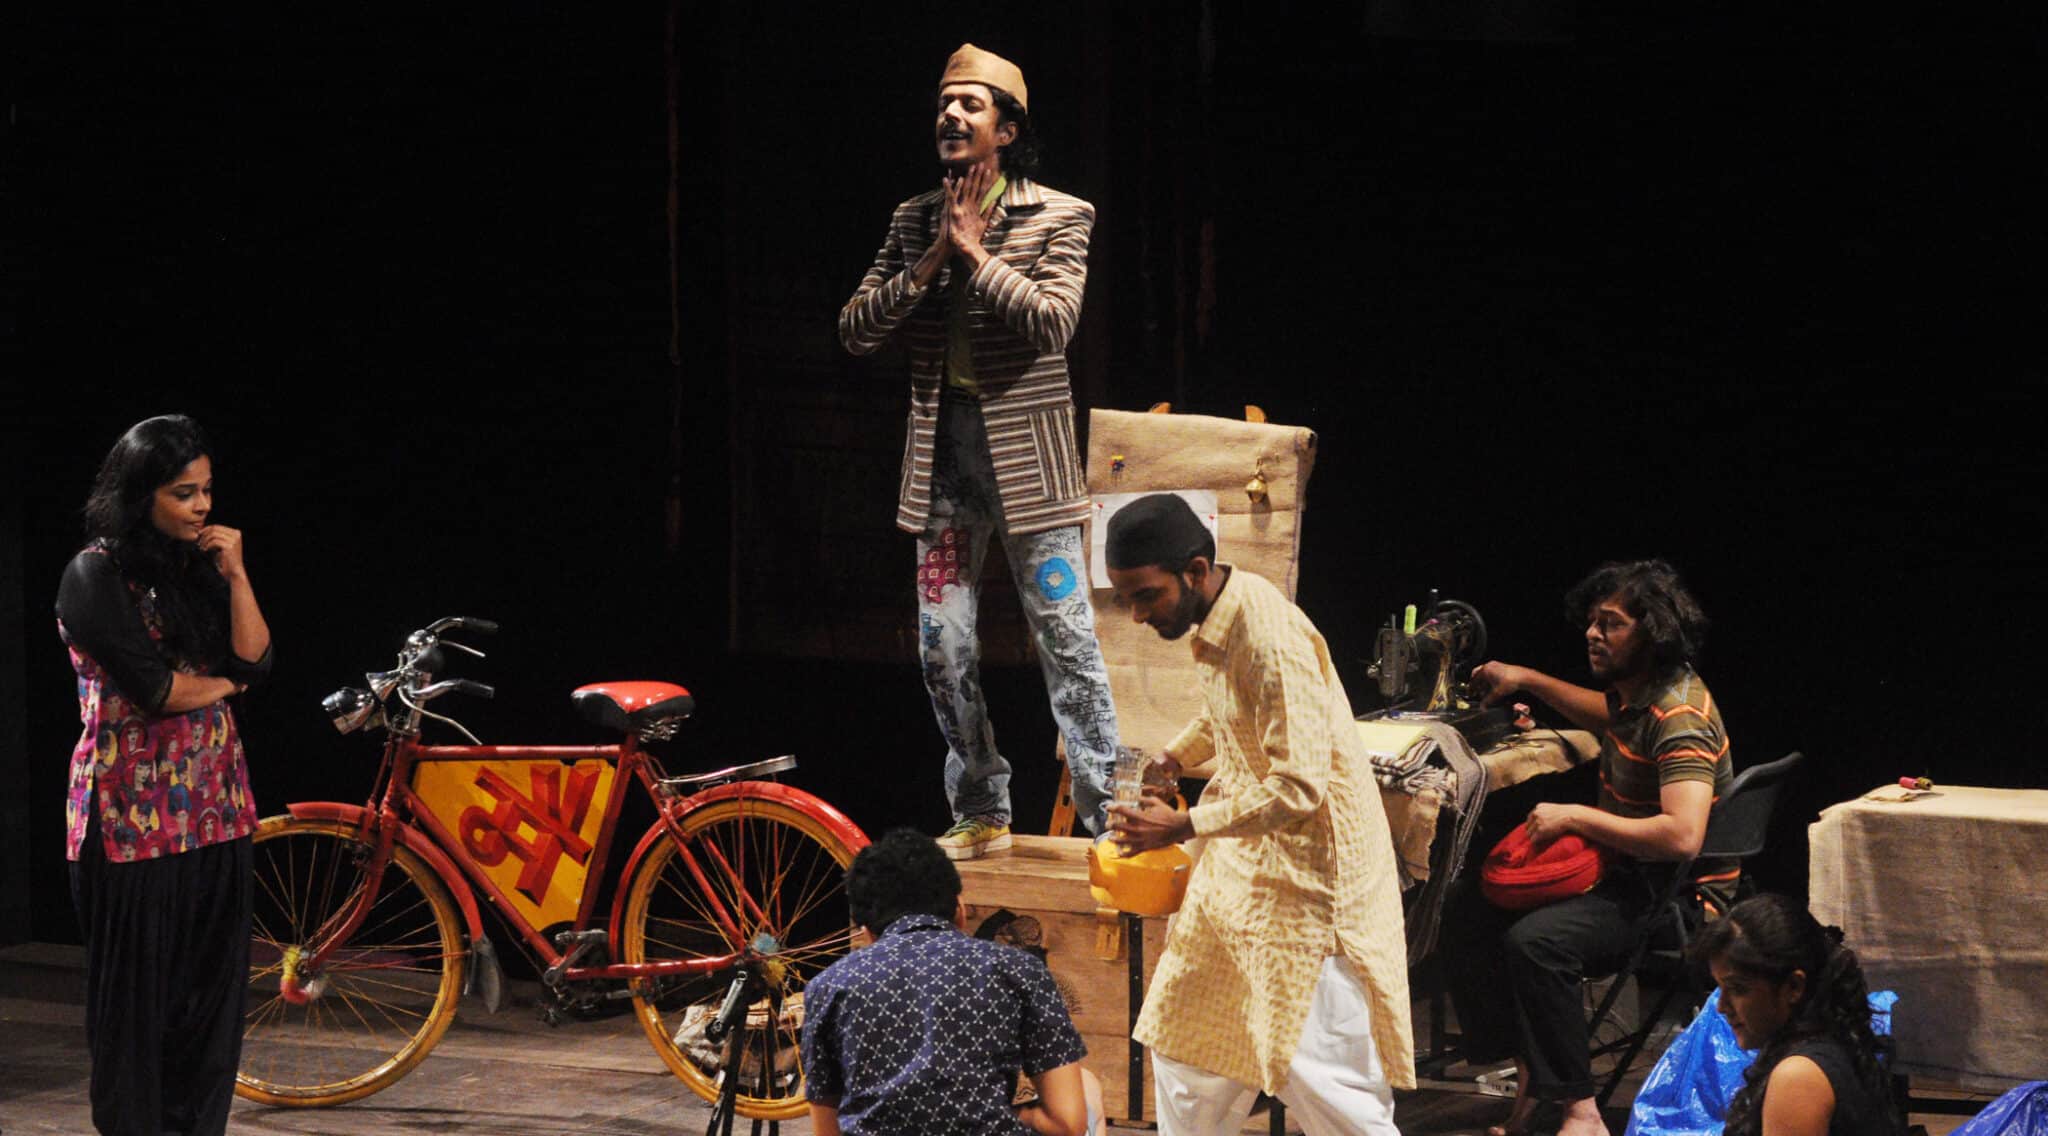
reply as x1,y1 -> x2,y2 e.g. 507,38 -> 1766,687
1897,776 -> 1932,791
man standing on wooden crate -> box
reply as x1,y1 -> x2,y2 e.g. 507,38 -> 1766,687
1104,494 -> 1414,1135
800,828 -> 1102,1136
840,43 -> 1120,857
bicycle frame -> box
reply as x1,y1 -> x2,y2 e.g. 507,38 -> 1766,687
286,726 -> 859,992
246,620 -> 866,1118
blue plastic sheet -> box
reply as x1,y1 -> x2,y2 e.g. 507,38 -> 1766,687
1625,990 -> 1899,1136
1625,989 -> 1756,1136
1952,1082 -> 2048,1136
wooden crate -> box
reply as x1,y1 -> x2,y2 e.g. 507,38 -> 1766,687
954,834 -> 1168,1123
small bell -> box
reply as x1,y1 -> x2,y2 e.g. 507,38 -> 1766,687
1245,462 -> 1269,504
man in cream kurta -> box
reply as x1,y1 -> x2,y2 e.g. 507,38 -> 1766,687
1104,494 -> 1413,1136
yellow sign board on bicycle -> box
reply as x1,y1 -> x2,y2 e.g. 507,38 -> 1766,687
410,758 -> 617,929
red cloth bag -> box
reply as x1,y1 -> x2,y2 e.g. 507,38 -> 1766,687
1480,825 -> 1607,910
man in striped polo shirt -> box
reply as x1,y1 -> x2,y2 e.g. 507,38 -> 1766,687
840,44 -> 1120,858
1442,559 -> 1732,1136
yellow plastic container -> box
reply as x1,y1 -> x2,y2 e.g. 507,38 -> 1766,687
1087,840 -> 1193,917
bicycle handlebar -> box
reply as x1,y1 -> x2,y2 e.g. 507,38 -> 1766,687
327,616 -> 502,738
406,618 -> 494,676
411,678 -> 495,703
425,615 -> 498,637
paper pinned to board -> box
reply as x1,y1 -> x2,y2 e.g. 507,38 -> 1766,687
1088,490 -> 1219,588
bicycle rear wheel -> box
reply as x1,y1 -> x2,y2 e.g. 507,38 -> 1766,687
238,815 -> 467,1107
622,794 -> 861,1119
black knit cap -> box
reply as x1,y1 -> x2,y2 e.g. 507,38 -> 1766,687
1105,493 -> 1215,571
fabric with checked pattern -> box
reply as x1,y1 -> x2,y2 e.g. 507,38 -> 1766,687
1134,566 -> 1417,1094
800,913 -> 1087,1134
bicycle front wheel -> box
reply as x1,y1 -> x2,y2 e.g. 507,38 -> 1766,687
622,795 -> 861,1119
238,815 -> 468,1107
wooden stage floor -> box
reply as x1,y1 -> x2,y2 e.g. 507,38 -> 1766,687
0,943 -> 1985,1134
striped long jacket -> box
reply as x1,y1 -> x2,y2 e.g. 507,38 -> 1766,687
840,178 -> 1094,536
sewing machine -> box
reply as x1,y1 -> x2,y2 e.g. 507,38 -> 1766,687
1364,591 -> 1516,753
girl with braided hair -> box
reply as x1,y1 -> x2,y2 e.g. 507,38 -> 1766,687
1689,893 -> 1903,1136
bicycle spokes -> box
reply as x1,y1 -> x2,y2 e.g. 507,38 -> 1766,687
624,797 -> 860,1120
238,818 -> 466,1107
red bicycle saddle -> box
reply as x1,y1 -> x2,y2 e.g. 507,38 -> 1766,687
571,681 -> 695,735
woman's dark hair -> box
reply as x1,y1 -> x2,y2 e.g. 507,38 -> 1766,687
988,86 -> 1041,180
1564,558 -> 1709,673
1689,893 -> 1902,1136
82,415 -> 227,667
846,828 -> 962,933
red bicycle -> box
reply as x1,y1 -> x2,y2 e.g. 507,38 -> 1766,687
235,616 -> 868,1121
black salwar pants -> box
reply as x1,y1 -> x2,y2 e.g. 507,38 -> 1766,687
70,826 -> 253,1136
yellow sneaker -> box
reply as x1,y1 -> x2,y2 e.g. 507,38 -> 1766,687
937,817 -> 1012,861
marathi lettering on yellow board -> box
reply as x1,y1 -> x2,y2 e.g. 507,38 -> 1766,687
411,759 -> 615,928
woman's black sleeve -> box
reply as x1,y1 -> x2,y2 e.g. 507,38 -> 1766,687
221,643 -> 274,687
56,553 -> 174,714
188,569 -> 272,687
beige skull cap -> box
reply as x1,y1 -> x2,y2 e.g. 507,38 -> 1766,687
939,43 -> 1027,113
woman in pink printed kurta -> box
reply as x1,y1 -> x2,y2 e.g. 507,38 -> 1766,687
57,415 -> 272,1136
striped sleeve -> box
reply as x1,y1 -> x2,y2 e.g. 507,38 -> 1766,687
967,199 -> 1093,354
1650,699 -> 1727,787
839,200 -> 931,356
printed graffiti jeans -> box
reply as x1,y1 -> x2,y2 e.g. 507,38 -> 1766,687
916,391 -> 1119,835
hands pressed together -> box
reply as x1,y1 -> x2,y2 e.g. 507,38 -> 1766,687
942,164 -> 998,257
912,164 -> 1001,286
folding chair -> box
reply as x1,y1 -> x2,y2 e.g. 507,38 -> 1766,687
1587,749 -> 1807,1107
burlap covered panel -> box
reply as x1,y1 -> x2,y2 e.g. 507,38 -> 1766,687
1082,409 -> 1319,757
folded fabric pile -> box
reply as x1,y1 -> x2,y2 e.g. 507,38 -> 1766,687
1356,717 -> 1488,960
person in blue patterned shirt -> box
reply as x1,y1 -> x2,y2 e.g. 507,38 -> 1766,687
800,828 -> 1097,1136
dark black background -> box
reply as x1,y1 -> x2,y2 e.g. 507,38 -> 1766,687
6,2 -> 2042,948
